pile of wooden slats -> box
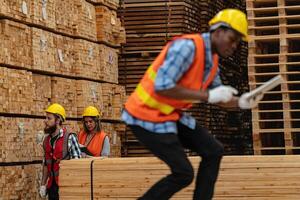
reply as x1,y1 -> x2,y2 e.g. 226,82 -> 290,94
96,5 -> 126,45
60,155 -> 300,200
0,0 -> 126,199
246,0 -> 300,155
0,164 -> 42,200
0,117 -> 44,162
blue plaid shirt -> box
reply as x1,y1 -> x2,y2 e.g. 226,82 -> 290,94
122,32 -> 222,134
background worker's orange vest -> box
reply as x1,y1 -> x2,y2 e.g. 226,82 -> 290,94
78,130 -> 106,157
125,34 -> 219,123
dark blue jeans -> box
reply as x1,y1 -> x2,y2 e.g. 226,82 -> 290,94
129,122 -> 224,200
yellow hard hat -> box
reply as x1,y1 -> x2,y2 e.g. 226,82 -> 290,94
82,106 -> 100,117
45,103 -> 66,121
209,9 -> 248,41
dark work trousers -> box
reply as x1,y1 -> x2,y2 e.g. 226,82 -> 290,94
47,180 -> 59,200
129,122 -> 224,200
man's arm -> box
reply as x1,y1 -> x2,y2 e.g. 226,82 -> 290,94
156,85 -> 209,102
68,134 -> 81,159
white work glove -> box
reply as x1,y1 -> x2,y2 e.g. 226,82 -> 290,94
208,85 -> 238,104
238,92 -> 264,109
39,185 -> 47,198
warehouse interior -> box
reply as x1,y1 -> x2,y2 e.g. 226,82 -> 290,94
1,0 -> 300,199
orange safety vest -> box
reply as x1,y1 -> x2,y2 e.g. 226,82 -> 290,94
78,130 -> 107,157
125,34 -> 219,123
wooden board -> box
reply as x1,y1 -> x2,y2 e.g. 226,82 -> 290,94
60,155 -> 300,199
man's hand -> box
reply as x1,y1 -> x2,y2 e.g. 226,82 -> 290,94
39,185 -> 47,198
238,92 -> 264,109
208,85 -> 238,104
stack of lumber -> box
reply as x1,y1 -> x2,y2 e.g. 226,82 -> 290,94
0,164 -> 42,200
118,0 -> 252,157
101,123 -> 126,157
246,0 -> 300,155
76,81 -> 126,120
101,83 -> 126,120
60,155 -> 300,199
88,0 -> 120,10
74,0 -> 98,40
95,5 -> 126,46
74,39 -> 101,79
98,44 -> 119,83
0,117 -> 44,162
0,0 -> 126,199
76,80 -> 104,117
51,77 -> 78,118
0,68 -> 34,114
0,19 -> 32,69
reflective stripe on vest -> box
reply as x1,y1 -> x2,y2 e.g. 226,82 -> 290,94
136,83 -> 175,115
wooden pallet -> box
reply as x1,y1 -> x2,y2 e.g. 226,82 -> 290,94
247,0 -> 300,155
60,155 -> 300,200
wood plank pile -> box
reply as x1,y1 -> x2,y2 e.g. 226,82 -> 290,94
0,117 -> 44,162
0,68 -> 34,115
96,5 -> 126,46
0,0 -> 117,41
0,164 -> 42,200
101,123 -> 126,157
0,19 -> 120,80
246,0 -> 300,155
60,155 -> 300,200
118,0 -> 252,157
0,19 -> 32,69
0,0 -> 126,199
